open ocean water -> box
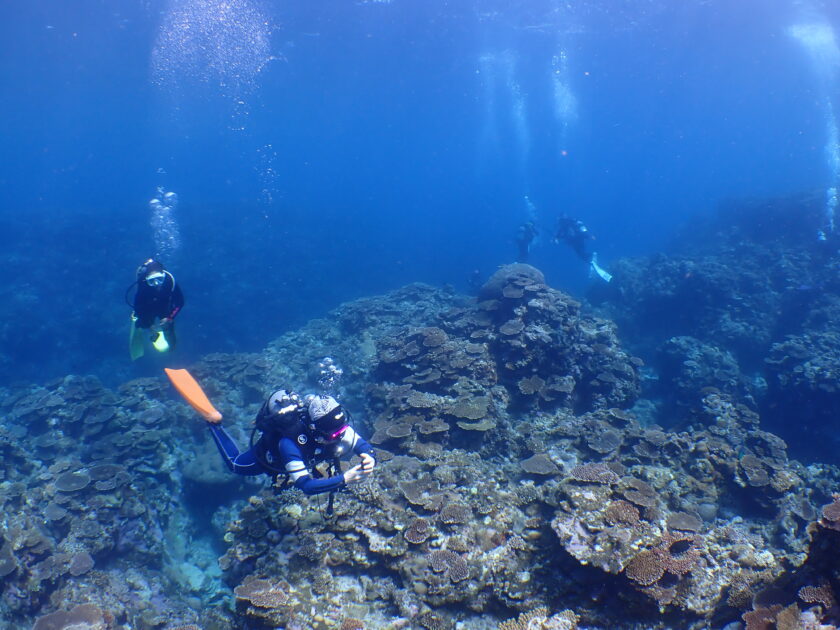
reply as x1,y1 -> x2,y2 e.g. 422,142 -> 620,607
3,1 -> 840,629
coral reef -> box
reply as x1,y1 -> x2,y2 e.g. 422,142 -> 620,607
0,374 -> 219,628
3,251 -> 840,630
587,193 -> 840,463
367,264 -> 640,455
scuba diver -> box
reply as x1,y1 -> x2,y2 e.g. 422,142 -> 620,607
127,259 -> 184,359
206,389 -> 376,502
554,214 -> 612,283
515,221 -> 538,263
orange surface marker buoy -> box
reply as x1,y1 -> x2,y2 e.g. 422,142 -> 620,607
164,368 -> 223,423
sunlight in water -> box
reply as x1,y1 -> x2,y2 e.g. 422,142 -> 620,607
476,50 -> 530,172
477,52 -> 500,154
552,48 -> 578,151
789,22 -> 840,78
503,51 -> 530,169
790,20 -> 840,236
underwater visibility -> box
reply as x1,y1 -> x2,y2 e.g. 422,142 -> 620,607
5,0 -> 840,628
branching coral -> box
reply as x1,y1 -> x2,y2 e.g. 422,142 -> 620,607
32,604 -> 109,630
404,518 -> 432,544
624,532 -> 701,590
798,583 -> 837,610
233,576 -> 290,608
820,496 -> 840,531
569,463 -> 620,484
604,500 -> 641,527
498,607 -> 579,630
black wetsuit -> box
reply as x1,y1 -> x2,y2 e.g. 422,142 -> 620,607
132,272 -> 184,345
556,216 -> 594,262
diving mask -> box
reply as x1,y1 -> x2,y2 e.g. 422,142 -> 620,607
315,406 -> 349,442
146,272 -> 166,287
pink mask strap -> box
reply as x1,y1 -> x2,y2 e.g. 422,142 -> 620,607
328,425 -> 348,441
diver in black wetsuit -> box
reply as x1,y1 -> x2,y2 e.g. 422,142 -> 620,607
130,259 -> 184,350
207,391 -> 376,498
555,215 -> 593,262
554,215 -> 612,282
516,221 -> 538,263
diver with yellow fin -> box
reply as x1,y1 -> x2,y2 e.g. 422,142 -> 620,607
127,259 -> 184,359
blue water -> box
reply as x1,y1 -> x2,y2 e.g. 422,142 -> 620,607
1,0 -> 838,385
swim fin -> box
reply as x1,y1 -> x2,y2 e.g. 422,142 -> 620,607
129,316 -> 145,360
165,368 -> 223,423
151,331 -> 170,353
590,252 -> 613,283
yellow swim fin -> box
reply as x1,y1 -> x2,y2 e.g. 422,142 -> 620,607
152,331 -> 170,353
129,316 -> 145,361
165,368 -> 223,423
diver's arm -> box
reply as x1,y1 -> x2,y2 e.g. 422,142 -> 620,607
294,472 -> 348,496
279,438 -> 348,496
342,427 -> 376,459
168,284 -> 184,319
207,424 -> 265,475
339,427 -> 376,473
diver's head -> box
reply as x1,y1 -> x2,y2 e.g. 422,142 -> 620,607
137,259 -> 166,286
308,395 -> 349,443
